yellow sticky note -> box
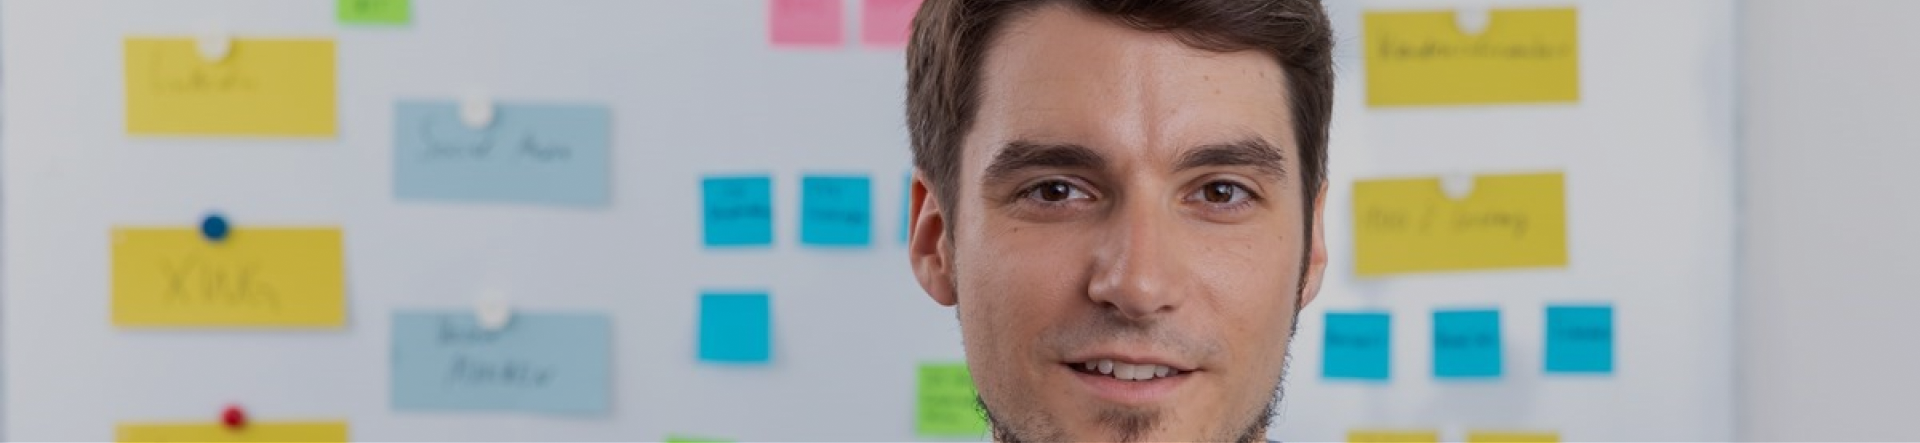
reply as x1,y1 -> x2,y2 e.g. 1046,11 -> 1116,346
117,421 -> 348,443
124,37 -> 337,136
1364,8 -> 1578,106
111,227 -> 346,327
1349,429 -> 1440,443
1352,172 -> 1567,276
1468,430 -> 1560,443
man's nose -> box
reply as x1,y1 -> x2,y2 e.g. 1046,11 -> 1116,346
1087,196 -> 1194,321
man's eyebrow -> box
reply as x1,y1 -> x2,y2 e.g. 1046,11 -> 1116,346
982,141 -> 1107,183
1174,138 -> 1289,183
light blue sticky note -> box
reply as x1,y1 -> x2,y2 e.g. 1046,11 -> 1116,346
699,292 -> 771,363
703,175 -> 774,247
391,311 -> 611,414
800,175 -> 871,247
1433,309 -> 1502,379
394,100 -> 611,206
1323,311 -> 1391,381
900,172 -> 912,244
1545,305 -> 1614,374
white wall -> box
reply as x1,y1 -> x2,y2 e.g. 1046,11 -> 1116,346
1739,1 -> 1920,441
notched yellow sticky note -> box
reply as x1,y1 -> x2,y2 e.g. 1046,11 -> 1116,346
112,227 -> 346,327
117,421 -> 348,443
1467,430 -> 1560,443
1352,172 -> 1567,276
1365,8 -> 1578,106
124,37 -> 337,136
1349,429 -> 1440,443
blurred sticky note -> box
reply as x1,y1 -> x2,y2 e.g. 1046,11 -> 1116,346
1467,431 -> 1560,443
391,311 -> 611,414
703,175 -> 775,247
1349,429 -> 1440,443
769,0 -> 843,47
917,362 -> 988,436
665,435 -> 732,443
1545,305 -> 1614,374
111,227 -> 345,328
861,0 -> 921,47
338,0 -> 410,25
1352,172 -> 1566,276
393,100 -> 611,207
900,172 -> 912,243
124,37 -> 336,136
1434,309 -> 1502,379
117,421 -> 348,442
801,175 -> 872,247
1323,312 -> 1391,381
1364,8 -> 1579,106
699,292 -> 771,363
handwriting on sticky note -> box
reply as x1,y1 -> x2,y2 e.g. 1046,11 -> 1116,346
1365,8 -> 1578,106
699,292 -> 772,363
801,175 -> 872,247
703,176 -> 775,247
769,0 -> 844,47
1545,305 -> 1614,374
1433,309 -> 1502,379
124,37 -> 336,136
111,227 -> 344,328
1323,312 -> 1391,381
338,0 -> 410,25
1468,431 -> 1560,443
392,311 -> 611,414
393,100 -> 611,207
1352,172 -> 1566,276
917,362 -> 988,436
861,0 -> 921,47
117,421 -> 348,442
1349,429 -> 1440,443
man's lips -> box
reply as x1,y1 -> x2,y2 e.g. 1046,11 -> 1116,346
1061,358 -> 1196,405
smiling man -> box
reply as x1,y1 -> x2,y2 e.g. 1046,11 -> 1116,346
903,0 -> 1333,442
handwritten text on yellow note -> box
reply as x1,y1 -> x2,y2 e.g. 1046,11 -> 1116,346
124,37 -> 337,136
1349,429 -> 1440,443
111,227 -> 346,327
117,421 -> 348,443
1352,172 -> 1567,276
1364,8 -> 1579,106
1468,430 -> 1560,443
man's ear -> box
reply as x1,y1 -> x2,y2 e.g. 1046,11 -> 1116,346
1298,180 -> 1329,310
909,171 -> 959,306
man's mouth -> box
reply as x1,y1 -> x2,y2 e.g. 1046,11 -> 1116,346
1067,358 -> 1188,381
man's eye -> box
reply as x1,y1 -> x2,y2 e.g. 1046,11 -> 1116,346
1192,181 -> 1253,204
1024,180 -> 1090,203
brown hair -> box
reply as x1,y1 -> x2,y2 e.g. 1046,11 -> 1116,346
906,0 -> 1334,240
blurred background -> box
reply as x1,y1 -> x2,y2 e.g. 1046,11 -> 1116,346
0,0 -> 1913,441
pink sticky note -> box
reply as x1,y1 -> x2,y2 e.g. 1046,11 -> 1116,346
861,0 -> 921,47
770,0 -> 844,47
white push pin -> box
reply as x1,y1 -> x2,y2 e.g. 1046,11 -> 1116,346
1439,172 -> 1476,201
460,91 -> 495,129
1454,6 -> 1492,36
196,24 -> 232,63
476,290 -> 512,331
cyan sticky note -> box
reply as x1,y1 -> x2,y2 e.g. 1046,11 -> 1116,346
769,0 -> 843,47
703,176 -> 774,247
699,292 -> 771,363
1323,311 -> 1391,381
393,100 -> 611,207
1545,305 -> 1614,374
1433,309 -> 1502,379
391,311 -> 611,414
801,175 -> 872,247
900,172 -> 912,244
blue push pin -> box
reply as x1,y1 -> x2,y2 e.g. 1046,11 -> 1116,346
201,213 -> 230,242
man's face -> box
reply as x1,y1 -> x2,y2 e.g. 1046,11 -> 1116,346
907,4 -> 1328,442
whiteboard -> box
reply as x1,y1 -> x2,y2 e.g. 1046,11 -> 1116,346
0,0 -> 1735,441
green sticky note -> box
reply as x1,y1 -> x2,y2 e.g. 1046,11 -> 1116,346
917,362 -> 988,436
665,435 -> 731,443
338,0 -> 410,25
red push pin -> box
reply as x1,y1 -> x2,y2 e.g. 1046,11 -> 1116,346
221,404 -> 246,430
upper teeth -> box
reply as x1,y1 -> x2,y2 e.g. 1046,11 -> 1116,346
1081,359 -> 1177,381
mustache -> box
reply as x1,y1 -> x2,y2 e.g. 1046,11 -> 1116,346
1039,308 -> 1223,363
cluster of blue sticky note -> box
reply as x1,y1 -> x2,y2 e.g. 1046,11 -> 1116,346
393,100 -> 612,207
391,311 -> 613,414
699,291 -> 772,363
1318,304 -> 1614,382
700,174 -> 882,248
